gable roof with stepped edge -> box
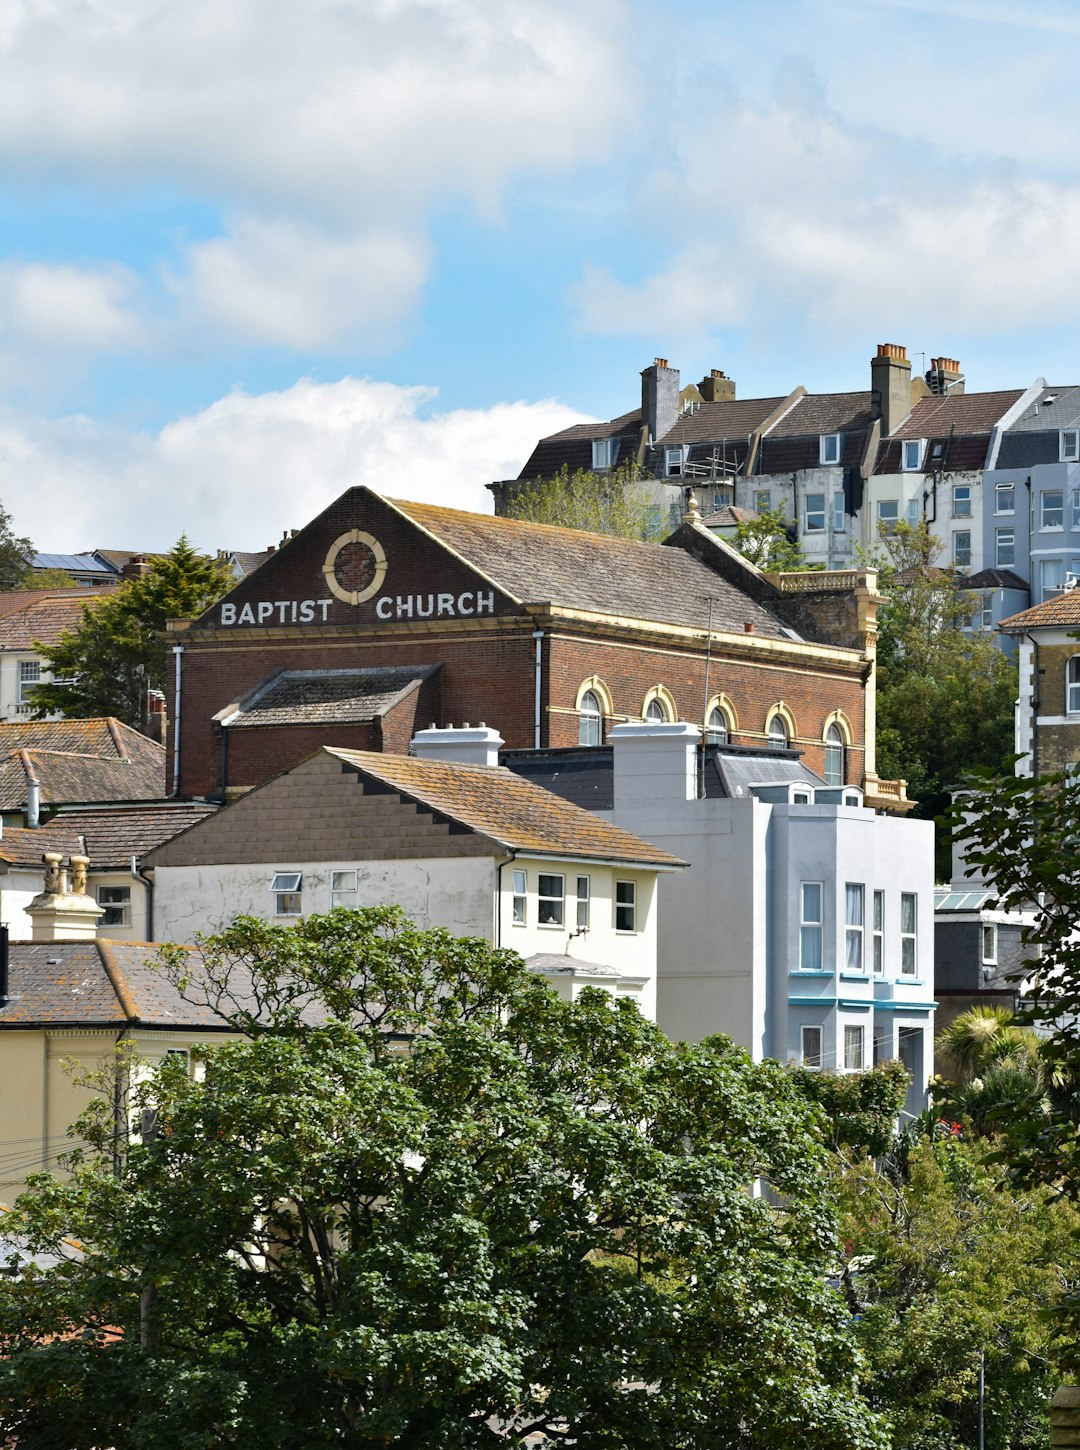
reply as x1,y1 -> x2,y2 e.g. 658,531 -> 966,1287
144,745 -> 686,872
0,940 -> 229,1030
216,665 -> 440,729
0,718 -> 165,809
0,800 -> 219,870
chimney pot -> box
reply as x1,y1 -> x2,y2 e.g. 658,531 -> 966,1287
744,621 -> 755,633
871,343 -> 914,434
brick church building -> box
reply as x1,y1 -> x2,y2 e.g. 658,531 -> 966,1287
166,486 -> 907,810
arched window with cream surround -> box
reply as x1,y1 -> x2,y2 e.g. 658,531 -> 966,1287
704,694 -> 736,746
642,685 -> 677,724
765,703 -> 796,752
575,676 -> 613,747
1068,656 -> 1080,715
768,716 -> 789,749
824,724 -> 845,785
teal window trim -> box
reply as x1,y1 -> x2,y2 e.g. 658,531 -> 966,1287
788,995 -> 837,1008
838,998 -> 872,1011
790,969 -> 833,978
840,972 -> 869,982
874,1000 -> 937,1013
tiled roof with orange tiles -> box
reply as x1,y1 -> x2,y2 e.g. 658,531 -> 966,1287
330,748 -> 686,868
0,717 -> 160,764
0,750 -> 166,809
1000,591 -> 1080,630
390,498 -> 789,638
0,586 -> 118,621
0,592 -> 113,649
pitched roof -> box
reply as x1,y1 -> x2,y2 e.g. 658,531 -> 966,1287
389,498 -> 791,638
765,391 -> 875,437
999,590 -> 1080,630
31,553 -> 115,576
329,748 -> 685,868
517,409 -> 643,480
702,505 -> 758,528
219,666 -> 439,728
0,801 -> 218,869
0,587 -> 117,621
658,397 -> 788,445
889,390 -> 1024,440
0,719 -> 166,809
0,940 -> 227,1030
0,592 -> 111,650
958,568 -> 1029,591
1005,386 -> 1080,432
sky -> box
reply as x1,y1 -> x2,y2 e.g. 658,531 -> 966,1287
4,0 -> 1080,553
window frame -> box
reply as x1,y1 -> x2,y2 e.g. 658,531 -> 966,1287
952,530 -> 971,568
824,723 -> 845,786
819,433 -> 841,466
575,875 -> 590,931
270,871 -> 303,917
901,439 -> 925,472
768,715 -> 789,750
706,705 -> 729,746
591,437 -> 617,471
981,923 -> 998,965
1043,489 -> 1065,530
752,489 -> 771,513
615,880 -> 637,933
17,659 -> 40,704
800,882 -> 824,972
995,481 -> 1015,515
96,884 -> 131,928
1067,656 -> 1080,715
664,445 -> 685,477
844,1023 -> 865,1071
872,889 -> 885,976
995,527 -> 1015,567
1041,557 -> 1065,597
833,490 -> 846,533
804,492 -> 826,533
845,883 -> 865,973
951,483 -> 971,519
900,891 -> 918,977
511,868 -> 527,926
1061,430 -> 1080,462
980,592 -> 993,629
330,869 -> 358,910
578,689 -> 603,746
801,1025 -> 823,1069
537,873 -> 565,928
877,499 -> 899,532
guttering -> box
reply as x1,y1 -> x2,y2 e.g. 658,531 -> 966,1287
170,645 -> 183,797
532,628 -> 544,748
1024,630 -> 1040,779
495,852 -> 517,948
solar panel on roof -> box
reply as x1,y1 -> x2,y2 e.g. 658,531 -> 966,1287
32,552 -> 114,573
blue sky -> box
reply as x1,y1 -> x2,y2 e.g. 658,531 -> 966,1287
4,0 -> 1080,550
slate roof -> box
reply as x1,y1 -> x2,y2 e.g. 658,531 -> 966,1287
0,593 -> 110,650
999,590 -> 1080,630
517,409 -> 644,480
1005,385 -> 1080,432
958,568 -> 1029,591
390,499 -> 791,638
0,802 -> 218,869
0,941 -> 228,1030
328,748 -> 686,868
875,391 -> 1023,473
0,720 -> 166,809
658,397 -> 789,445
766,391 -> 875,437
228,550 -> 275,577
220,666 -> 439,729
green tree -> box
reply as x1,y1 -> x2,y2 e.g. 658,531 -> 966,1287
731,505 -> 809,572
789,1060 -> 909,1156
0,908 -> 888,1449
871,522 -> 1016,875
835,1131 -> 1079,1449
506,462 -> 669,540
932,1006 -> 1056,1135
27,568 -> 78,588
0,500 -> 34,590
31,538 -> 232,732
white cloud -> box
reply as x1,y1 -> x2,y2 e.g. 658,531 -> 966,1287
0,375 -> 589,552
0,261 -> 143,351
178,219 -> 429,349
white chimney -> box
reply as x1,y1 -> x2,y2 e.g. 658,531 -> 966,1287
410,723 -> 505,769
609,722 -> 701,809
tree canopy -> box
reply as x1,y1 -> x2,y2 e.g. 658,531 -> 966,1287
504,463 -> 674,541
31,539 -> 233,732
0,908 -> 888,1449
0,500 -> 35,590
731,504 -> 809,572
871,522 -> 1016,875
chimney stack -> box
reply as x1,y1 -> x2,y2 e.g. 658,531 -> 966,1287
697,369 -> 736,403
121,554 -> 150,580
410,724 -> 505,769
926,356 -> 964,395
641,358 -> 680,443
870,343 -> 913,436
27,853 -> 104,942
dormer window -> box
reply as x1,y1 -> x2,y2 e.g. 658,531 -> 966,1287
592,437 -> 618,471
664,445 -> 686,477
902,439 -> 925,471
819,433 -> 841,465
1062,430 -> 1080,462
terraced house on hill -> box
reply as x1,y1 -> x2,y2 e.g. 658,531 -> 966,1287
0,718 -> 166,828
163,485 -> 909,811
0,588 -> 120,723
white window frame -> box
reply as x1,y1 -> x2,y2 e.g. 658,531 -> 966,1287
995,527 -> 1015,567
1061,430 -> 1080,462
800,883 -> 823,972
981,923 -> 998,965
900,892 -> 918,977
753,489 -> 771,513
706,706 -> 729,746
17,659 -> 40,704
824,724 -> 844,787
711,488 -> 732,511
1068,656 -> 1080,715
833,490 -> 846,533
953,531 -> 971,568
538,873 -> 565,928
271,872 -> 302,917
805,493 -> 826,533
995,481 -> 1015,515
980,592 -> 993,629
1073,489 -> 1080,530
872,889 -> 884,976
615,880 -> 637,933
576,875 -> 590,931
1041,558 -> 1065,597
512,868 -> 527,926
819,433 -> 841,465
845,883 -> 865,973
877,499 -> 899,532
844,1023 -> 865,1071
96,884 -> 131,927
578,689 -> 602,747
664,445 -> 685,477
592,438 -> 617,470
906,497 -> 921,527
330,869 -> 358,910
951,483 -> 971,519
768,716 -> 789,750
901,439 -> 925,472
801,1025 -> 823,1069
1043,489 -> 1065,530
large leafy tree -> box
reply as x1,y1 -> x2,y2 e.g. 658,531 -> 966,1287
731,505 -> 809,572
0,500 -> 34,589
31,538 -> 232,732
505,463 -> 670,540
0,908 -> 887,1449
871,522 -> 1016,875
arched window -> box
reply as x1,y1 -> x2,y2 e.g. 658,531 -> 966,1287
645,697 -> 667,723
1069,656 -> 1080,715
706,707 -> 729,746
578,689 -> 603,746
642,685 -> 677,724
824,723 -> 845,785
768,716 -> 789,750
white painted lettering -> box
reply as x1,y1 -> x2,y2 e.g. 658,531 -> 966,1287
397,596 -> 414,619
437,592 -> 455,616
276,602 -> 289,623
299,600 -> 315,622
376,596 -> 393,619
318,600 -> 332,621
220,603 -> 236,625
416,594 -> 434,618
257,602 -> 273,623
291,601 -> 298,623
239,603 -> 256,625
475,591 -> 495,616
457,591 -> 474,615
